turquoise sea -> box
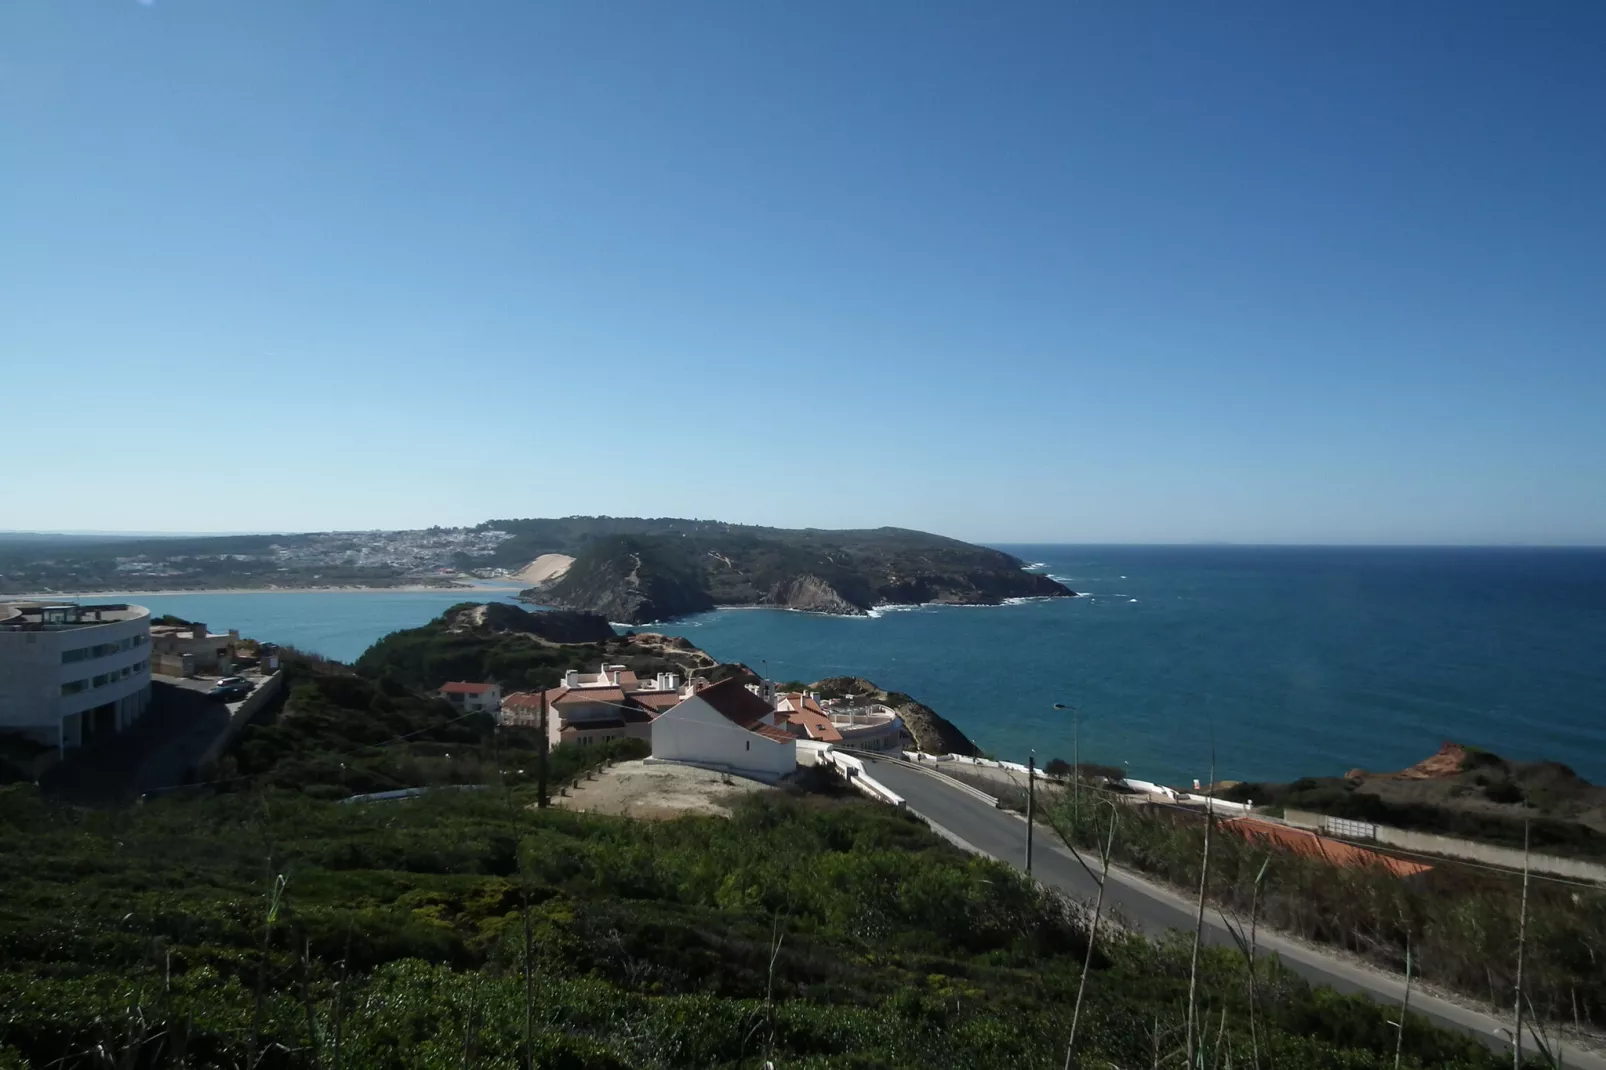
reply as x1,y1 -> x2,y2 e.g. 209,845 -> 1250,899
111,547 -> 1606,786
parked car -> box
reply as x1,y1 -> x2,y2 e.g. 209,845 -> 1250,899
208,683 -> 251,701
215,676 -> 253,690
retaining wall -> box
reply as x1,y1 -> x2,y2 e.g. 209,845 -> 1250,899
1283,808 -> 1606,883
198,672 -> 283,770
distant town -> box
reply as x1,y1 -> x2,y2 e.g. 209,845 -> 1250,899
0,527 -> 521,594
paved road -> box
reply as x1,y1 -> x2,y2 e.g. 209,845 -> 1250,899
863,757 -> 1606,1069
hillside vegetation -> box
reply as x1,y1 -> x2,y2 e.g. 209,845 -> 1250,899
498,518 -> 1072,623
0,781 -> 1523,1070
1222,743 -> 1606,859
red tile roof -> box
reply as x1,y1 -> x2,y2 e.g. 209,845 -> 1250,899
628,691 -> 682,712
782,708 -> 842,742
693,677 -> 774,729
440,682 -> 496,695
753,724 -> 794,743
1222,817 -> 1432,878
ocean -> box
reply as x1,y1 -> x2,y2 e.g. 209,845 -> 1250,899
106,546 -> 1606,786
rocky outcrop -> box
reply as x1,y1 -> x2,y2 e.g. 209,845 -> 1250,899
764,575 -> 867,616
518,523 -> 1075,625
444,602 -> 615,644
810,675 -> 979,757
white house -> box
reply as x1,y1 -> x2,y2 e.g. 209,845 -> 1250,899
437,681 -> 502,715
651,677 -> 796,781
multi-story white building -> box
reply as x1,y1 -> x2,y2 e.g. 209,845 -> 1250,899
0,602 -> 153,753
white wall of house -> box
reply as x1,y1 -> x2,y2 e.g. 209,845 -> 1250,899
651,693 -> 796,779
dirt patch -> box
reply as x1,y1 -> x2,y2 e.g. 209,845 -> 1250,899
554,759 -> 769,820
513,554 -> 575,585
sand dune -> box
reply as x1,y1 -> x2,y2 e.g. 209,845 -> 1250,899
513,553 -> 575,585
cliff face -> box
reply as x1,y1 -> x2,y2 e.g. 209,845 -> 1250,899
518,522 -> 1075,625
763,575 -> 866,616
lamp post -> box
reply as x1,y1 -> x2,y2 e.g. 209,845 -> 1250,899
1025,748 -> 1035,874
1053,702 -> 1079,825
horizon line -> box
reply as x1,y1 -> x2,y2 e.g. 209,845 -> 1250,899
3,528 -> 1605,550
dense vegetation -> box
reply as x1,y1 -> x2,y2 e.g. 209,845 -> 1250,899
1049,790 -> 1606,1038
0,781 -> 1526,1069
507,519 -> 1073,623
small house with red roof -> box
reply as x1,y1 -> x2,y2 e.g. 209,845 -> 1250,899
651,676 -> 797,780
436,681 -> 502,716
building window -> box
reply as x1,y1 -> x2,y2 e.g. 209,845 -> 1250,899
61,680 -> 87,696
61,647 -> 91,664
93,674 -> 109,688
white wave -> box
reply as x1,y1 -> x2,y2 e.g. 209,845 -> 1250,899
1129,598 -> 1139,603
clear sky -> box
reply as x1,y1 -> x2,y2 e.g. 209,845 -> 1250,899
4,1 -> 1604,544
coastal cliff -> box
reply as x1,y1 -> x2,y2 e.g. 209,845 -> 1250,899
764,574 -> 865,615
513,519 -> 1073,624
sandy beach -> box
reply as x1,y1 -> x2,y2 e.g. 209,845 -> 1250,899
511,553 -> 574,585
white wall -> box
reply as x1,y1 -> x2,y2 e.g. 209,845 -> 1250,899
651,694 -> 796,779
0,605 -> 152,749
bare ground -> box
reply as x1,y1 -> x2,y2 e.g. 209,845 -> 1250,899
554,759 -> 769,820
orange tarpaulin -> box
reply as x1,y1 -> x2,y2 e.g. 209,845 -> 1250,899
1222,816 -> 1433,878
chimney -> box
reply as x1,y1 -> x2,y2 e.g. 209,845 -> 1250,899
192,622 -> 207,639
563,669 -> 578,689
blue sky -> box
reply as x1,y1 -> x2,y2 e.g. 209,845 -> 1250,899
3,1 -> 1604,544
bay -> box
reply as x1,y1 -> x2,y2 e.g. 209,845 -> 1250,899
98,547 -> 1606,786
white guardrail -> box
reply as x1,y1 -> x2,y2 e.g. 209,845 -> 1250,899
904,752 -> 1254,813
823,748 -> 906,807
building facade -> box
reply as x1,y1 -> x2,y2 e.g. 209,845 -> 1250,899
148,620 -> 241,677
504,665 -> 683,749
0,602 -> 153,752
651,677 -> 797,780
437,681 -> 502,715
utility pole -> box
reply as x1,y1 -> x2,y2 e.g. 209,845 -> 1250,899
1026,753 -> 1035,874
537,687 -> 549,809
1513,819 -> 1531,1069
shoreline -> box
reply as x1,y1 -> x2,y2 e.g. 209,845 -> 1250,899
2,581 -> 529,600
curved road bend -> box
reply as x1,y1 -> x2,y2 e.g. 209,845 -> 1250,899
861,757 -> 1606,1069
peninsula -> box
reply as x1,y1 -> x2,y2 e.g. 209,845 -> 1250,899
495,517 -> 1074,623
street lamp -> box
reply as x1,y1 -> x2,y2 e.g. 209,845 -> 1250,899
1053,702 -> 1080,825
1025,746 -> 1036,874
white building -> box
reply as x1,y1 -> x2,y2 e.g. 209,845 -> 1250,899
504,665 -> 683,749
437,681 -> 502,715
0,602 -> 153,753
650,677 -> 796,780
773,692 -> 906,753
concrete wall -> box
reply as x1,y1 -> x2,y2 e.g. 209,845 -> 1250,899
651,694 -> 795,779
1283,808 -> 1606,883
198,671 -> 284,770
